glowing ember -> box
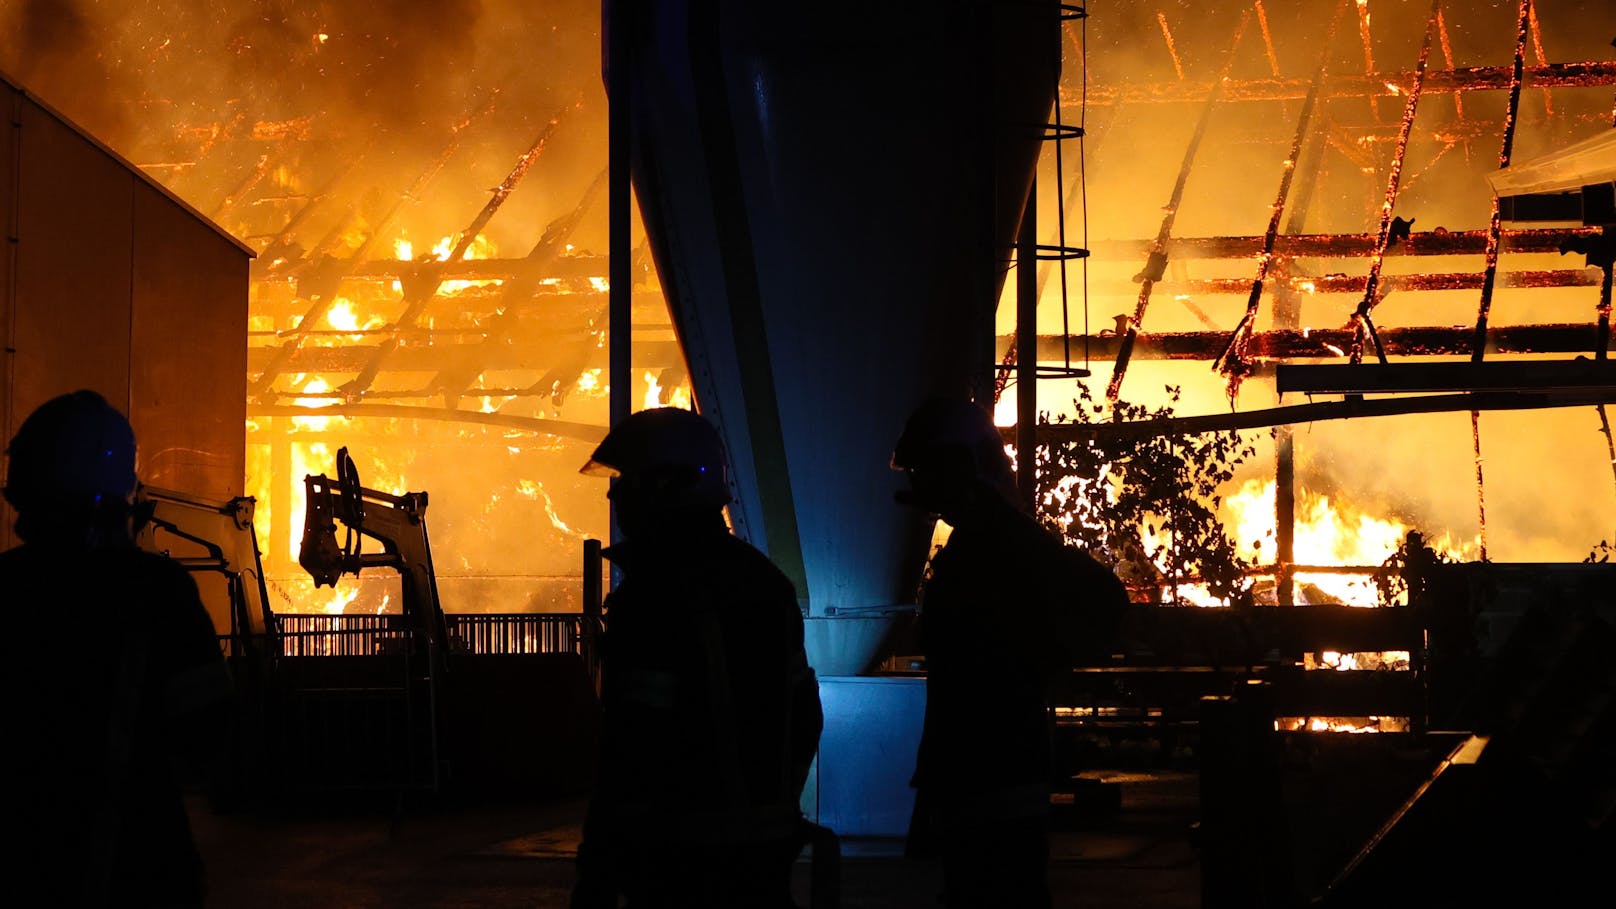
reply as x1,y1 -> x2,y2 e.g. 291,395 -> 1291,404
1307,650 -> 1411,671
1277,716 -> 1409,734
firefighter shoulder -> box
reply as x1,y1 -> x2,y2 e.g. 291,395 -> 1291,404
896,398 -> 1127,824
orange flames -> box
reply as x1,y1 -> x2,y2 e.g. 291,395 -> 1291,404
1223,478 -> 1478,606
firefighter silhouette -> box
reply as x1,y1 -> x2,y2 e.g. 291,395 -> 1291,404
571,407 -> 826,909
892,397 -> 1128,909
1,390 -> 232,908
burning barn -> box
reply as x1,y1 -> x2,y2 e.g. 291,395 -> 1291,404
2,0 -> 1614,903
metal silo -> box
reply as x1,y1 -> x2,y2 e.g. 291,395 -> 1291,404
614,1 -> 1058,677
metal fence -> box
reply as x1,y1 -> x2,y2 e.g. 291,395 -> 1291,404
271,613 -> 585,657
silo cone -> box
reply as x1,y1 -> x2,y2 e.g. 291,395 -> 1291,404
613,1 -> 1058,676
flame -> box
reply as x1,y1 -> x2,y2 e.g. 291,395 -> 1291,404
1223,479 -> 1475,606
1277,716 -> 1408,734
643,370 -> 692,410
517,478 -> 580,536
326,298 -> 361,332
393,237 -> 414,261
291,377 -> 334,431
317,585 -> 360,615
588,276 -> 610,293
1309,650 -> 1410,671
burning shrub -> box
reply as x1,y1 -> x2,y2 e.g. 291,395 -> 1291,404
1036,384 -> 1257,605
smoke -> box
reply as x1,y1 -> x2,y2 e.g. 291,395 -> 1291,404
0,0 -> 132,143
213,0 -> 486,136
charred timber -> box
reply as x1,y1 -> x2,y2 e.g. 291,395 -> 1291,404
1080,268 -> 1601,299
1002,323 -> 1614,362
265,254 -> 614,282
1107,603 -> 1418,666
248,338 -> 684,375
1033,388 -> 1616,443
247,404 -> 607,443
1087,227 -> 1603,261
1073,61 -> 1616,106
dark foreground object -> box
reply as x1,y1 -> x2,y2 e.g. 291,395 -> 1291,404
189,770 -> 1201,909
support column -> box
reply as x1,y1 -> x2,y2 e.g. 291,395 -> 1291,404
1017,176 -> 1038,509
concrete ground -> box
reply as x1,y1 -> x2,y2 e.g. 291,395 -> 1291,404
190,770 -> 1203,909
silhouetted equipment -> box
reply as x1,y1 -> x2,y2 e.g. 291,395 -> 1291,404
128,452 -> 600,804
276,447 -> 599,799
136,485 -> 280,809
300,446 -> 452,660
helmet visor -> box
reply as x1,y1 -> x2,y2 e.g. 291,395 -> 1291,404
579,457 -> 621,478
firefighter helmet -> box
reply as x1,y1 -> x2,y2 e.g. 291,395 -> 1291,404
891,397 -> 1012,491
4,390 -> 139,514
581,406 -> 730,509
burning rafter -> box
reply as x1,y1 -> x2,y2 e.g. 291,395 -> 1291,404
1071,61 -> 1616,106
1469,0 -> 1534,362
1087,226 -> 1603,260
1005,323 -> 1613,363
1345,0 -> 1442,365
1107,7 -> 1253,402
1216,0 -> 1350,388
1033,388 -> 1616,443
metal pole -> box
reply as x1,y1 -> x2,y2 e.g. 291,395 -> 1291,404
608,0 -> 632,569
1017,177 -> 1038,510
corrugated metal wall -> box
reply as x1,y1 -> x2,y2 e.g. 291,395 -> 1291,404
0,80 -> 251,551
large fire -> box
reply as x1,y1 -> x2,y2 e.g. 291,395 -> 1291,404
4,0 -> 1611,626
1223,479 -> 1479,606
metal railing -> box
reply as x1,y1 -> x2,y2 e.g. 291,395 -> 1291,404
269,613 -> 585,657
